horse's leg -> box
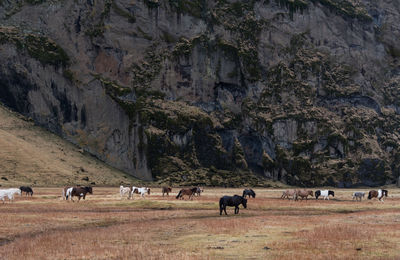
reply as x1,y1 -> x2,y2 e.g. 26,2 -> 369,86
224,206 -> 227,215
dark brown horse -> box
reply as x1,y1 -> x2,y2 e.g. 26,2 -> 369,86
19,186 -> 33,196
176,188 -> 197,200
368,189 -> 388,201
219,195 -> 247,215
70,186 -> 92,202
162,187 -> 172,197
295,189 -> 313,201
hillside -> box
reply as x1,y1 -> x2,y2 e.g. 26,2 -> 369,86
0,0 -> 400,187
0,104 -> 139,187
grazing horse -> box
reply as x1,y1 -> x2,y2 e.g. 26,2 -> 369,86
194,187 -> 203,196
19,186 -> 33,196
219,195 -> 247,215
315,190 -> 334,200
242,189 -> 256,198
176,188 -> 197,200
352,192 -> 365,201
281,189 -> 297,200
162,187 -> 172,197
295,189 -> 313,201
368,189 -> 388,202
131,187 -> 150,198
120,185 -> 132,199
0,188 -> 21,203
70,186 -> 92,202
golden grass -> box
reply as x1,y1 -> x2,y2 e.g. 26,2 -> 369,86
0,187 -> 400,259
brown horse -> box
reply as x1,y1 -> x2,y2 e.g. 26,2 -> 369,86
368,189 -> 388,201
281,189 -> 297,200
176,188 -> 197,200
295,189 -> 313,201
162,187 -> 172,197
70,186 -> 92,202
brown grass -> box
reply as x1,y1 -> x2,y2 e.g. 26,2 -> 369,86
0,188 -> 400,259
0,105 -> 140,187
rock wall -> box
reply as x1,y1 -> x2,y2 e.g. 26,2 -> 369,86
0,0 -> 399,186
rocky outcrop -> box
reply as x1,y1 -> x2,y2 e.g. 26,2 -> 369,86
0,0 -> 399,186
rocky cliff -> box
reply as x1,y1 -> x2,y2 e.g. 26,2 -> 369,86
0,0 -> 399,187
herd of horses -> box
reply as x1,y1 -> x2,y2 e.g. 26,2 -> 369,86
0,186 -> 392,215
280,189 -> 389,202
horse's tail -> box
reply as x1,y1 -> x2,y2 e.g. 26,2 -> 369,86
219,197 -> 224,208
176,190 -> 182,199
367,191 -> 372,199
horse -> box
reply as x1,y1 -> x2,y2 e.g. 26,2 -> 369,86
0,188 -> 21,203
62,186 -> 76,200
368,189 -> 388,202
19,186 -> 33,196
281,189 -> 297,200
194,187 -> 203,196
219,195 -> 247,215
242,189 -> 256,198
315,190 -> 334,200
295,189 -> 313,201
120,185 -> 132,199
176,188 -> 197,200
65,187 -> 73,201
70,186 -> 92,202
352,192 -> 365,201
162,187 -> 172,197
131,187 -> 150,198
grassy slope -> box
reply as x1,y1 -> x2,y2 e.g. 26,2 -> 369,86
0,104 -> 141,187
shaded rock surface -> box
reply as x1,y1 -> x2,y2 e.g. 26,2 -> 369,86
0,0 -> 400,186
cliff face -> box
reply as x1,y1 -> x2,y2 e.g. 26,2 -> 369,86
0,0 -> 399,187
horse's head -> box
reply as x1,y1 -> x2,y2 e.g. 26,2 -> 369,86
368,191 -> 372,199
168,187 -> 172,192
383,190 -> 388,197
309,190 -> 313,196
242,197 -> 247,209
329,190 -> 335,197
86,187 -> 93,194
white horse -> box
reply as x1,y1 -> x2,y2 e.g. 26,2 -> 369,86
120,185 -> 132,199
0,188 -> 21,203
131,187 -> 150,198
65,187 -> 73,201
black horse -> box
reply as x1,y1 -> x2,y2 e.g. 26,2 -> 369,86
219,195 -> 247,215
242,189 -> 256,198
19,186 -> 33,196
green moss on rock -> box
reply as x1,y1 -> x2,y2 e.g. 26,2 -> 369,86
0,27 -> 69,67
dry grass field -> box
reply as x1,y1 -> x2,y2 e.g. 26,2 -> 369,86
0,187 -> 399,260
